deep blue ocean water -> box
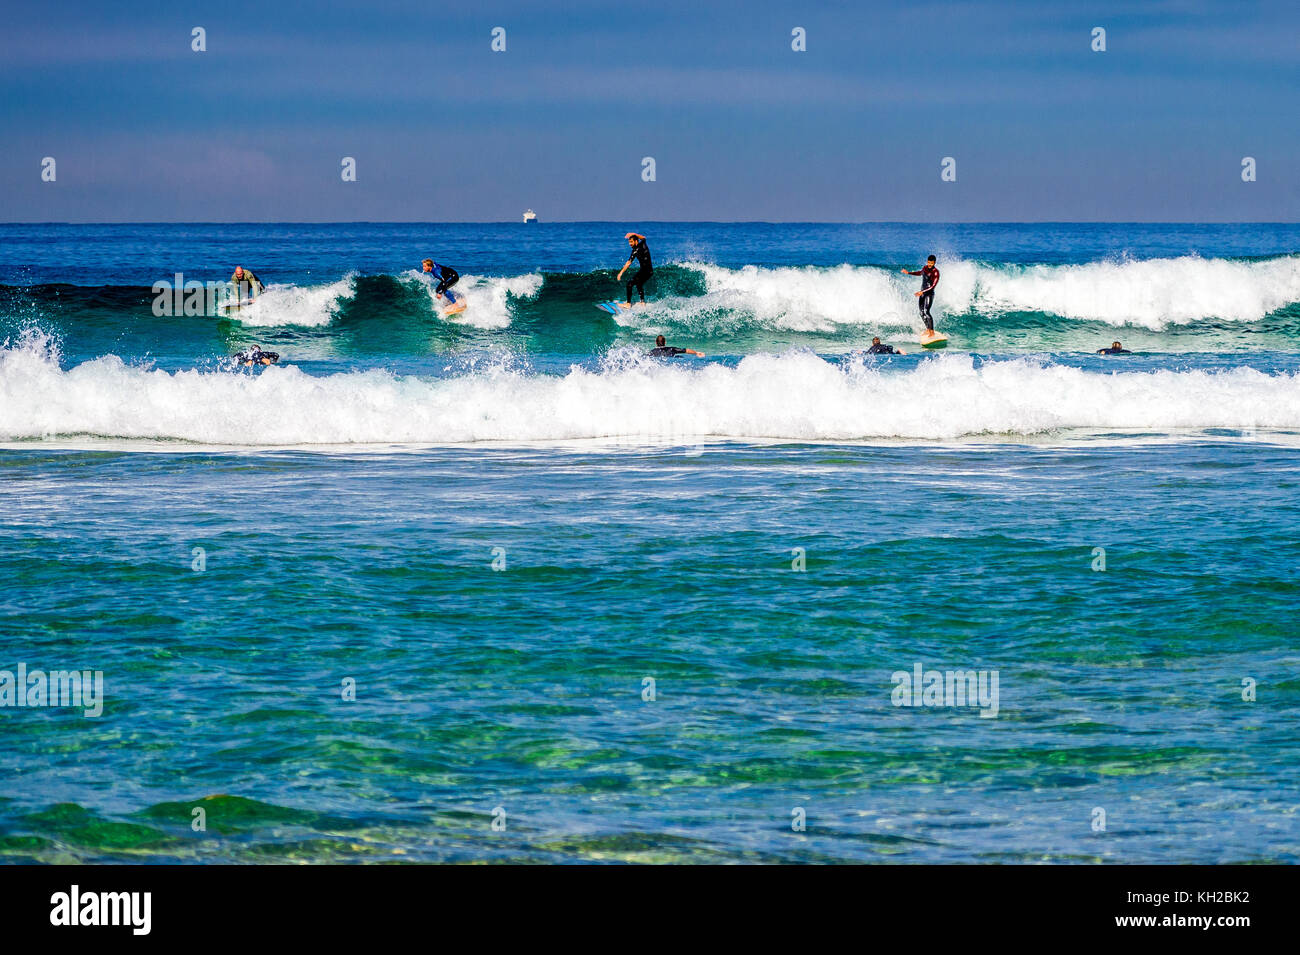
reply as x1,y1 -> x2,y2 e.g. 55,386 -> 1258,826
1,223 -> 1297,862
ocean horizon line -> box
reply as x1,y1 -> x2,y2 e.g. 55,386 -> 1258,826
4,220 -> 1300,228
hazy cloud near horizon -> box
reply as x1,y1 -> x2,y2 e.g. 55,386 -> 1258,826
2,0 -> 1296,222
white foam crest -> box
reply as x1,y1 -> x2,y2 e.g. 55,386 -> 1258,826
651,262 -> 910,332
640,256 -> 1300,333
4,342 -> 1299,445
951,255 -> 1300,327
227,276 -> 357,327
407,270 -> 542,329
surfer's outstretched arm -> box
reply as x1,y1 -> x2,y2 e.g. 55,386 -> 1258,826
686,348 -> 705,357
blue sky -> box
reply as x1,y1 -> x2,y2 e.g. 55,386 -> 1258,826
2,0 -> 1297,221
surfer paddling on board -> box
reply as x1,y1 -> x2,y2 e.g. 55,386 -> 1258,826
901,255 -> 940,337
234,344 -> 279,366
1098,341 -> 1131,355
617,232 -> 653,308
867,336 -> 905,355
422,258 -> 461,310
648,334 -> 704,358
230,265 -> 265,302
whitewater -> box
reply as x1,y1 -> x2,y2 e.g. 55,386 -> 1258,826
3,331 -> 1298,445
132,254 -> 1300,337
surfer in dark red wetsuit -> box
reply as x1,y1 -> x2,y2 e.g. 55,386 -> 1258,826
901,256 -> 940,332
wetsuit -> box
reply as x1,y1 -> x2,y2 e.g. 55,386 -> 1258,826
867,343 -> 899,354
905,265 -> 940,331
1098,347 -> 1130,355
626,239 -> 653,304
236,348 -> 279,366
648,346 -> 687,358
230,269 -> 264,298
428,263 -> 460,304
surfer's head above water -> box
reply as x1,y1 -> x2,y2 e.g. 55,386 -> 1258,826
648,334 -> 705,358
421,259 -> 433,271
229,265 -> 263,297
927,255 -> 936,264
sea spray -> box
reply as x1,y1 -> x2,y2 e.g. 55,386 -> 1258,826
404,269 -> 543,330
3,343 -> 1299,445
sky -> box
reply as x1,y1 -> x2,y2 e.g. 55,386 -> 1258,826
1,0 -> 1297,222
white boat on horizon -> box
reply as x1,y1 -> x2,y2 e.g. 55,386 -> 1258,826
523,209 -> 537,223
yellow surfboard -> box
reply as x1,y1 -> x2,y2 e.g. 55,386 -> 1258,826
920,331 -> 948,349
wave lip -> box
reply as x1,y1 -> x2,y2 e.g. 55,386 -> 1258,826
960,254 -> 1300,326
621,255 -> 1300,334
222,275 -> 357,327
404,270 -> 543,329
5,254 -> 1297,338
4,333 -> 1299,445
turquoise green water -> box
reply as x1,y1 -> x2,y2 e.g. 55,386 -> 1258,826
2,443 -> 1297,862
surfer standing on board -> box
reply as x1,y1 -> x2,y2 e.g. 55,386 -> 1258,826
901,255 -> 940,333
617,232 -> 653,308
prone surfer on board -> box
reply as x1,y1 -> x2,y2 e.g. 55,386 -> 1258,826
421,258 -> 461,308
230,265 -> 265,302
234,344 -> 279,366
867,336 -> 905,355
901,255 -> 940,336
648,334 -> 704,358
1098,341 -> 1131,355
617,233 -> 653,308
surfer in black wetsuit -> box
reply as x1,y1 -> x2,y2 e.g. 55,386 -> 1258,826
867,336 -> 905,355
234,344 -> 279,366
617,232 -> 653,307
1098,341 -> 1130,355
901,256 -> 940,332
648,334 -> 704,358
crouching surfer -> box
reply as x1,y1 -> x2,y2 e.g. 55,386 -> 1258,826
648,334 -> 704,358
235,344 -> 279,366
230,265 -> 265,302
422,257 -> 461,308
